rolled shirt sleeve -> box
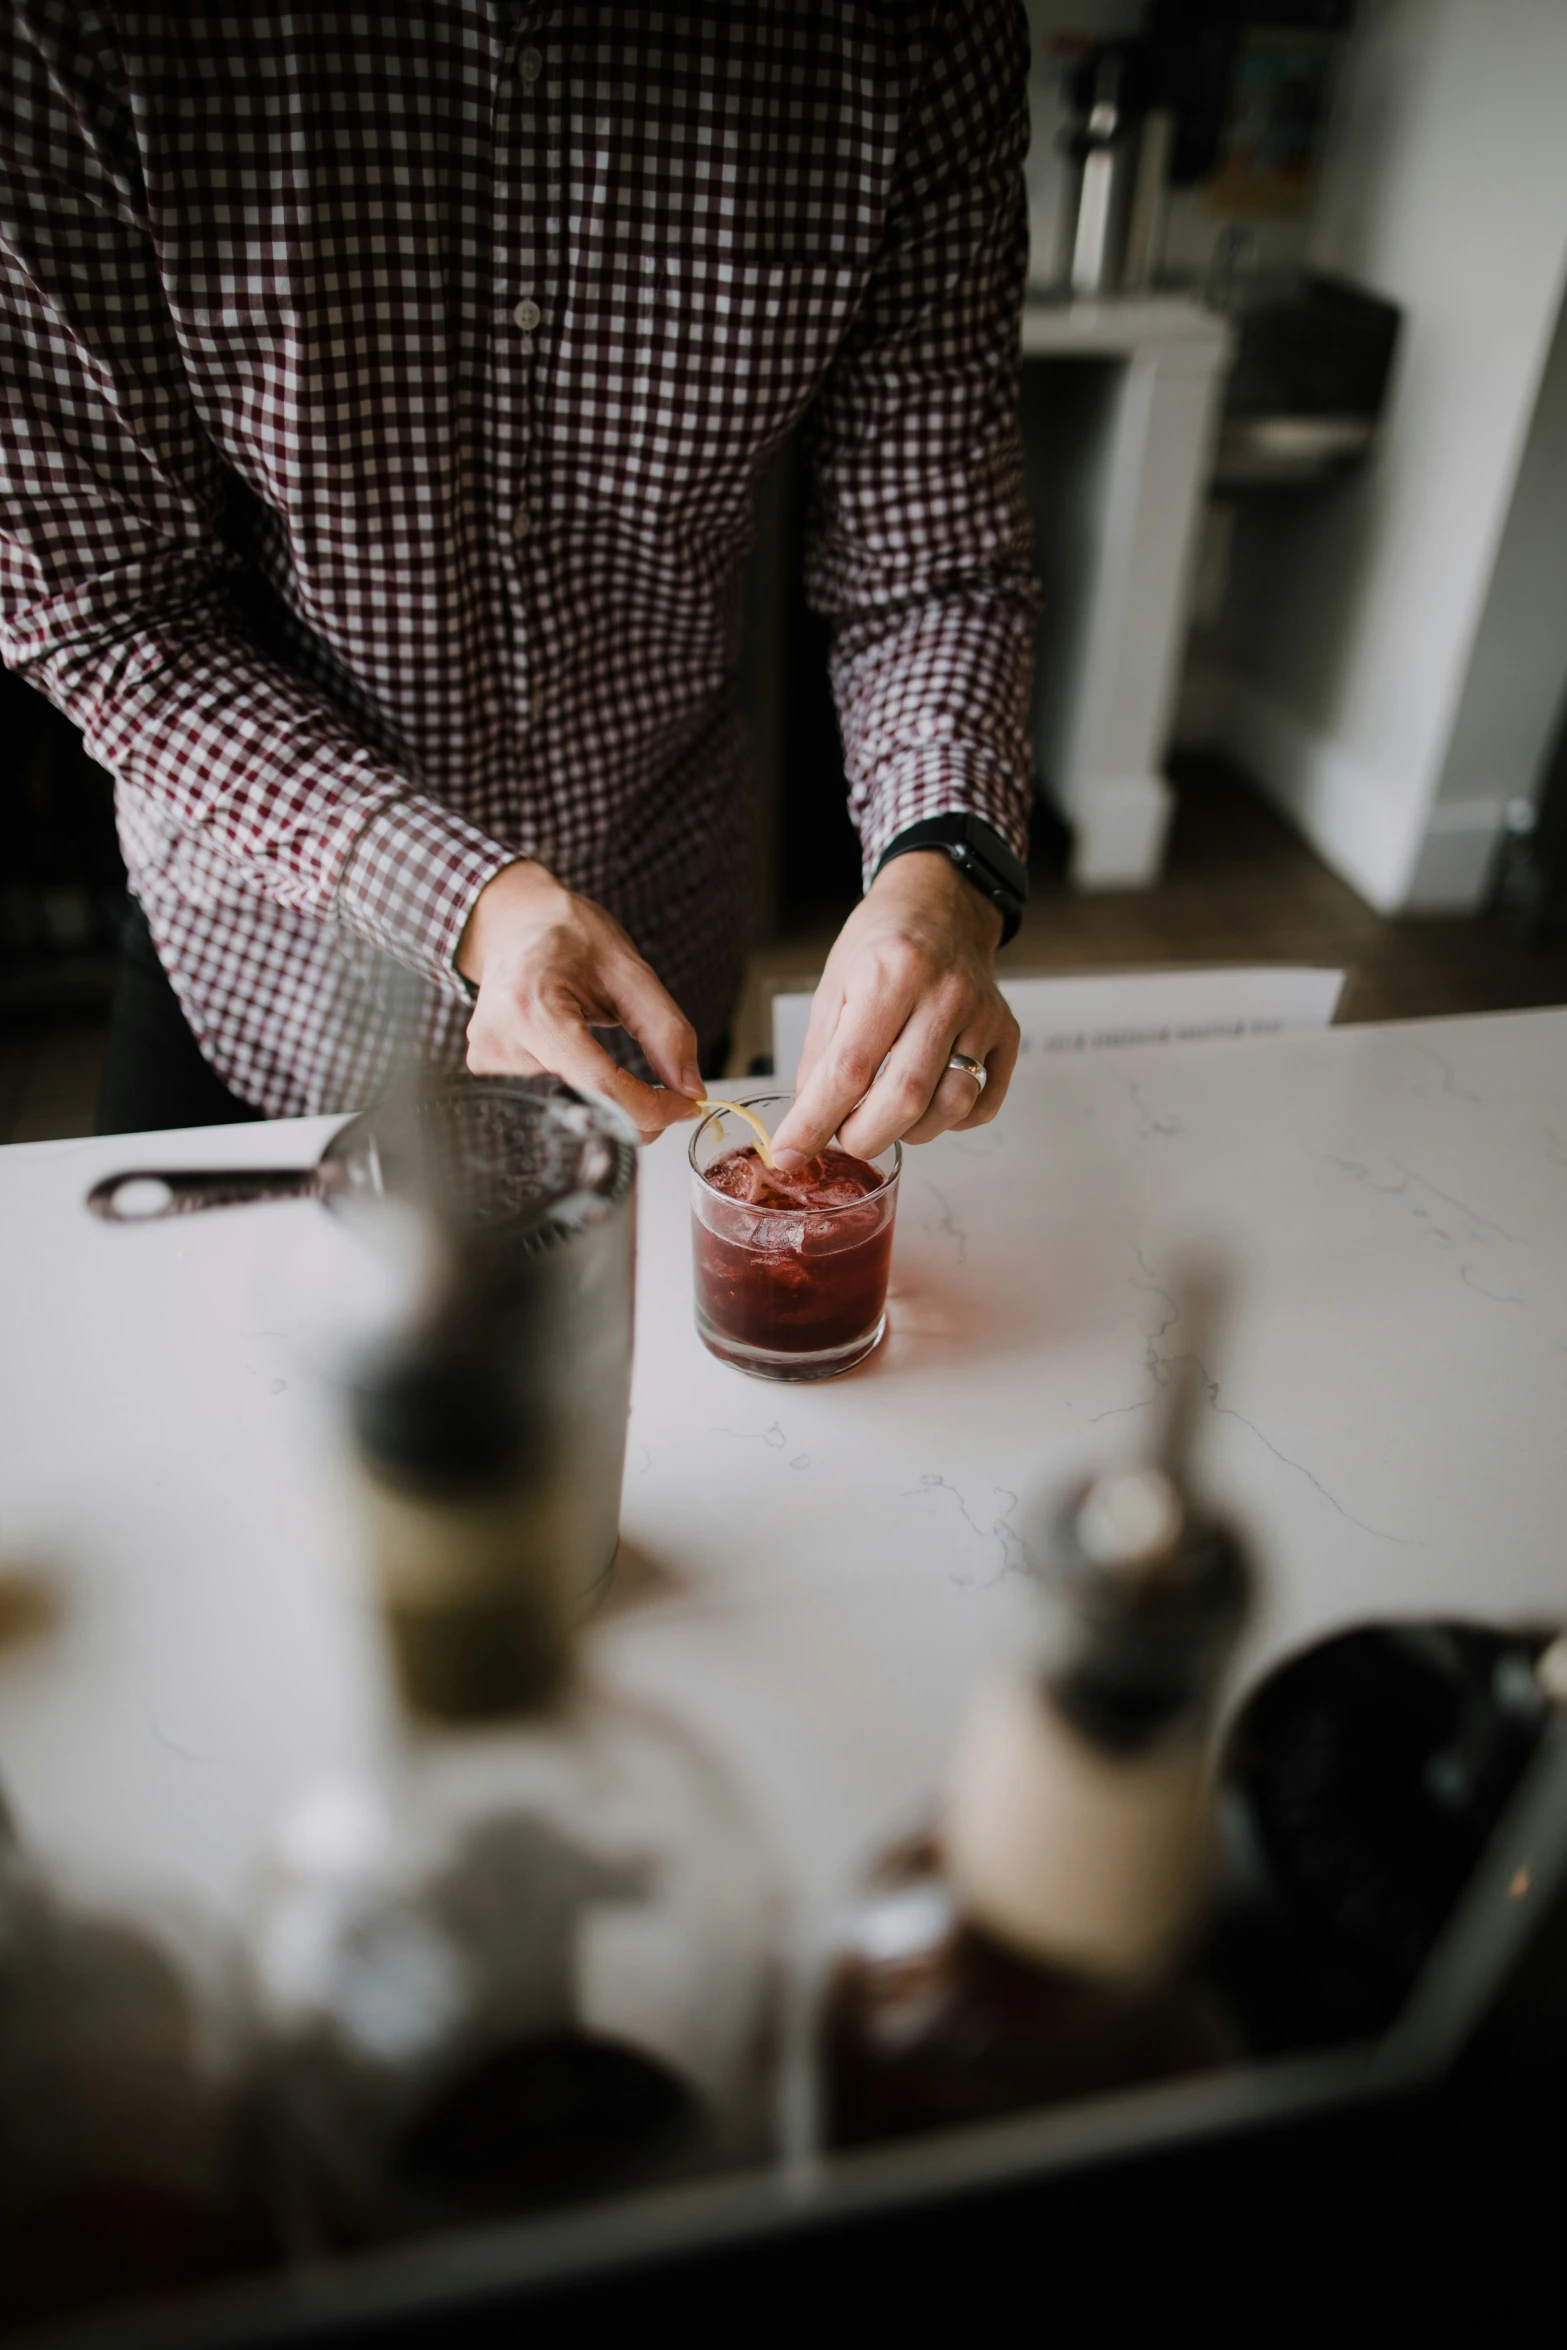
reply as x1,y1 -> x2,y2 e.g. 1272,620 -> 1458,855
803,0 -> 1041,883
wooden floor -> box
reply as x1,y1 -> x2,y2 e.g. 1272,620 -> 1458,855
4,757 -> 1566,1141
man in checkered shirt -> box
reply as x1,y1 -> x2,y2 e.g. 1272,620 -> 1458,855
1,4 -> 1039,1163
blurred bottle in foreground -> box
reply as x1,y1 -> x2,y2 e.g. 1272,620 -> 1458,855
822,1336 -> 1252,2148
252,1223 -> 777,2251
0,1828 -> 263,2326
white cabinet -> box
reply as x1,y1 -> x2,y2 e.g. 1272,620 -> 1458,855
1022,297 -> 1231,888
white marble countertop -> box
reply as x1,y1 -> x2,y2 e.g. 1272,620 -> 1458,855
2,1008 -> 1566,1938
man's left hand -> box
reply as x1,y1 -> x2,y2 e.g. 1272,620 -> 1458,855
770,850 -> 1019,1161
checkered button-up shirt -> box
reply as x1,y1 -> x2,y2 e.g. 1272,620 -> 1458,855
0,3 -> 1039,1117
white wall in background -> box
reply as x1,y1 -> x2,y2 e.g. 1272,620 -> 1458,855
1414,274 -> 1567,899
1213,0 -> 1567,912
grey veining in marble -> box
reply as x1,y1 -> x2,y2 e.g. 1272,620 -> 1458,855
1,1010 -> 1565,1925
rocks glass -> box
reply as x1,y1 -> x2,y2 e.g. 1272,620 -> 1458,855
689,1094 -> 901,1381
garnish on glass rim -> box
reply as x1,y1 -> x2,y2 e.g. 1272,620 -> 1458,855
688,1092 -> 777,1168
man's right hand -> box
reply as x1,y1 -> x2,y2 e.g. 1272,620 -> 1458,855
456,861 -> 702,1141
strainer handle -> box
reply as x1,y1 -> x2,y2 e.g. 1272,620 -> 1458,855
87,1167 -> 318,1222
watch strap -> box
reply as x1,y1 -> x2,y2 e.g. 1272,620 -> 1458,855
874,813 -> 1027,946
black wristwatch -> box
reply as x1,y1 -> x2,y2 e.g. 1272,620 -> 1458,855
873,813 -> 1028,946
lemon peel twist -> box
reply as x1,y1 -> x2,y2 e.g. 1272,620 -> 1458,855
690,1093 -> 777,1168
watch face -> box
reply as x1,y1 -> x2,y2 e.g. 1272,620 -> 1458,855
959,839 -> 1022,906
948,819 -> 1025,896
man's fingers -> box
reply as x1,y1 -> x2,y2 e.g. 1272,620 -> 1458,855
838,1008 -> 1010,1158
900,1017 -> 1020,1143
604,954 -> 702,1100
896,1063 -> 987,1146
538,1017 -> 690,1140
459,875 -> 700,1133
771,995 -> 903,1159
834,1004 -> 954,1159
469,993 -> 685,1142
954,1016 -> 1018,1131
773,941 -> 941,1156
896,1058 -> 990,1145
913,1016 -> 1018,1139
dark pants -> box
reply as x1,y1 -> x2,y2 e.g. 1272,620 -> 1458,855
96,900 -> 264,1135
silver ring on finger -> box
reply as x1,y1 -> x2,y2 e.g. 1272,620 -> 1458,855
946,1050 -> 987,1095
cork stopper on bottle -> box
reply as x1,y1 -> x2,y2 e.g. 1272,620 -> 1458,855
1047,1464 -> 1249,1753
942,1455 -> 1250,1981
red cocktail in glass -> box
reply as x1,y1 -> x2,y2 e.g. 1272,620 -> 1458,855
689,1095 -> 901,1380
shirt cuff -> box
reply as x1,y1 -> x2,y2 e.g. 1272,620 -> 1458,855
855,746 -> 1031,889
335,791 -> 518,994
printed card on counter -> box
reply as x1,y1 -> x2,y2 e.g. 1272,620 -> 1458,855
770,967 -> 1345,1089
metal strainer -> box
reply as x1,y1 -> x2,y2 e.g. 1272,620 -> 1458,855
87,1079 -> 635,1253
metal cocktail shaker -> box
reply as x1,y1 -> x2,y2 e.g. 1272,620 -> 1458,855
89,1075 -> 639,1646
338,1080 -> 639,1712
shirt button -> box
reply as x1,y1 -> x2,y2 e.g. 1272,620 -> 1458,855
530,687 -> 547,723
519,45 -> 543,83
511,505 -> 532,543
513,297 -> 541,332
